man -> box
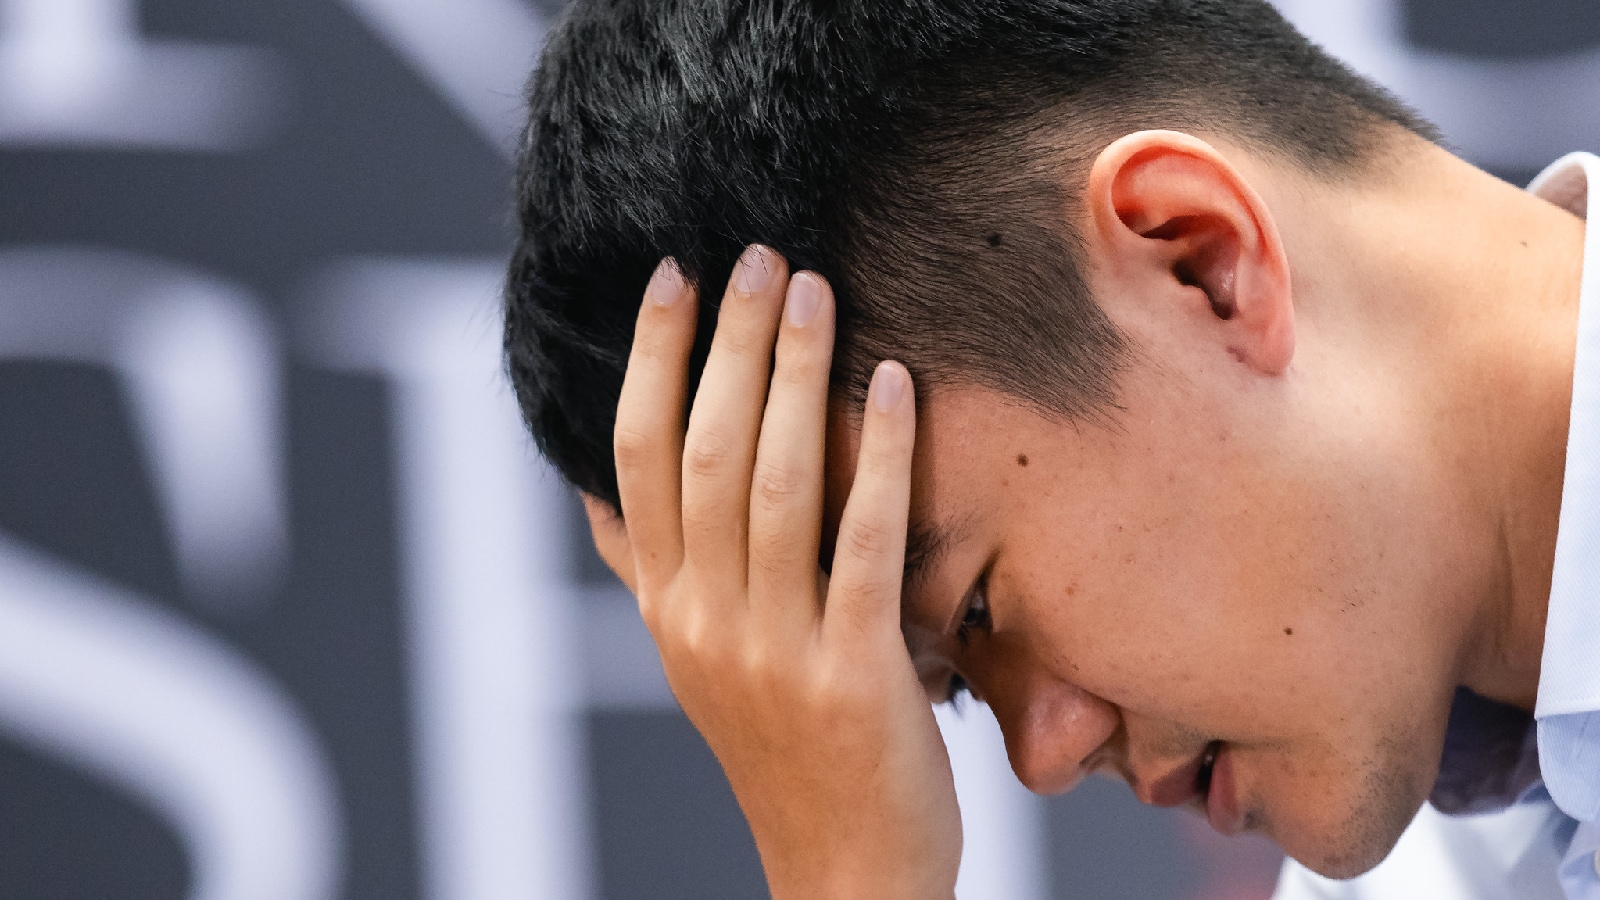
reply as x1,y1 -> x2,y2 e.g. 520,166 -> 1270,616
503,1 -> 1599,897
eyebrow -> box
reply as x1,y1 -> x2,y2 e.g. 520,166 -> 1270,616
901,515 -> 954,604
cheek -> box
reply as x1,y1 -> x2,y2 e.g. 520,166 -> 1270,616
1001,490 -> 1441,740
1006,536 -> 1446,871
999,404 -> 1474,744
1001,499 -> 1257,684
996,551 -> 1225,725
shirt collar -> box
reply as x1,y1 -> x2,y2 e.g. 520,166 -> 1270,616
1530,151 -> 1600,821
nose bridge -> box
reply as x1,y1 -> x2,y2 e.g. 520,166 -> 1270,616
985,664 -> 1118,796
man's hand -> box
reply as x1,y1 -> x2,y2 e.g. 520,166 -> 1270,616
583,245 -> 961,899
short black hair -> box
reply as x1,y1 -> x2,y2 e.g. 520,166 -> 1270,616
505,0 -> 1436,509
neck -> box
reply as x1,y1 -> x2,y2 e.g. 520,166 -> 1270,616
1342,143 -> 1587,712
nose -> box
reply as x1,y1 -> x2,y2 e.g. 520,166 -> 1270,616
986,673 -> 1120,795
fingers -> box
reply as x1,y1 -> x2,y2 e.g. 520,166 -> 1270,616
825,362 -> 917,643
748,273 -> 835,631
582,492 -> 639,596
680,245 -> 790,595
613,259 -> 697,592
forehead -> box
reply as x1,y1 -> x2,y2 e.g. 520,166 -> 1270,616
821,386 -> 1061,583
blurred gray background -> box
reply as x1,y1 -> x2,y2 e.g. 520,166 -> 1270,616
0,2 -> 1593,899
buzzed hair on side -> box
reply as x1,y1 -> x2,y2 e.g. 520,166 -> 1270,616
504,0 -> 1437,509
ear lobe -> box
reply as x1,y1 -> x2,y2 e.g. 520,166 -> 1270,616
582,492 -> 639,594
1089,131 -> 1296,375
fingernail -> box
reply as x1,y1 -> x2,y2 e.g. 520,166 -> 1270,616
734,245 -> 775,295
785,274 -> 822,327
646,258 -> 683,306
871,362 -> 906,411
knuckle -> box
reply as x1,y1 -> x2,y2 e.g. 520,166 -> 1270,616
750,460 -> 807,508
676,608 -> 718,659
838,516 -> 897,561
747,543 -> 798,581
738,641 -> 786,691
828,593 -> 882,641
748,503 -> 814,575
678,510 -> 725,547
612,425 -> 655,468
828,654 -> 882,707
675,604 -> 743,670
682,429 -> 737,480
800,659 -> 865,718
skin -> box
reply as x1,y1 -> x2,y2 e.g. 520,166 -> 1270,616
587,128 -> 1588,895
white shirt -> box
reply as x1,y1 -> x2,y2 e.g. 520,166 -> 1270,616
1274,152 -> 1600,900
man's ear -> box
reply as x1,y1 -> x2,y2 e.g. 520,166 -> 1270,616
582,492 -> 639,594
1086,130 -> 1295,374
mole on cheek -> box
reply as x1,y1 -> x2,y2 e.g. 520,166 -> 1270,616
1016,453 -> 1029,467
1284,627 -> 1294,636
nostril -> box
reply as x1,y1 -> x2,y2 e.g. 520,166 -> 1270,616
1197,741 -> 1221,793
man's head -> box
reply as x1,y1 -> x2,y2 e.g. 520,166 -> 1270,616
507,0 -> 1436,508
504,0 -> 1534,881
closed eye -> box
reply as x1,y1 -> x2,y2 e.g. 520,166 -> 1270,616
942,576 -> 992,707
955,578 -> 991,648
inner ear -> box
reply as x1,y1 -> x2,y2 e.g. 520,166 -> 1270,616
1143,214 -> 1241,322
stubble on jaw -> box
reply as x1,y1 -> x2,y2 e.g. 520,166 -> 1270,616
1117,715 -> 1427,878
1275,733 -> 1431,880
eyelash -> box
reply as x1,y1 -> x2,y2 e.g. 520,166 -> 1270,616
946,581 -> 992,705
947,672 -> 972,708
955,583 -> 991,648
